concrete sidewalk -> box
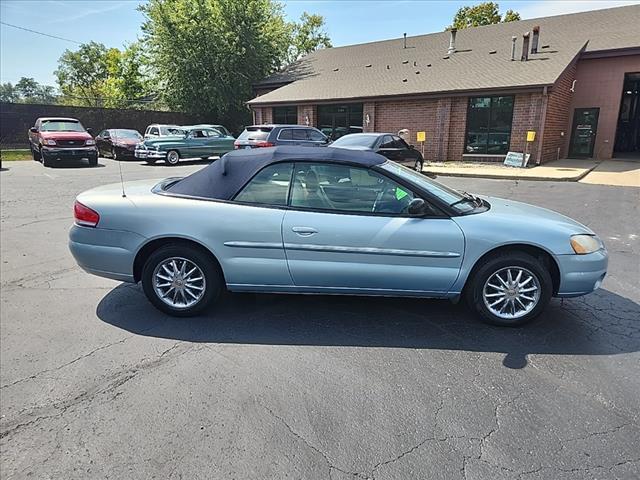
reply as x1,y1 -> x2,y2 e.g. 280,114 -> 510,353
580,160 -> 640,187
424,158 -> 598,181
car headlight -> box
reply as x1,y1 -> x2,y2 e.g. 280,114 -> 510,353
43,139 -> 56,146
570,234 -> 603,254
85,139 -> 96,146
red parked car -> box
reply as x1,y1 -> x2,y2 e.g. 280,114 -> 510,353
28,117 -> 98,167
95,129 -> 143,160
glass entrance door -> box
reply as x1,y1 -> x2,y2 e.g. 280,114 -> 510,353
317,104 -> 363,140
569,108 -> 599,158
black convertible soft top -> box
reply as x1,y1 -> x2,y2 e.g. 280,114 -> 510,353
167,145 -> 386,200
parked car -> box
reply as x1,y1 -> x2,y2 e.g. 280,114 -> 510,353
69,146 -> 607,326
96,129 -> 143,160
135,126 -> 235,165
28,117 -> 98,167
234,124 -> 328,149
144,124 -> 184,139
330,133 -> 425,171
188,124 -> 233,137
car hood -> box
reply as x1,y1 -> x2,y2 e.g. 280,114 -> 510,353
40,131 -> 91,140
481,196 -> 594,235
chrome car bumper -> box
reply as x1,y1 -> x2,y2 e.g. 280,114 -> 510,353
69,225 -> 146,283
134,148 -> 166,159
555,249 -> 608,297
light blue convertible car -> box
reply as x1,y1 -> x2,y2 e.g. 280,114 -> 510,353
69,146 -> 608,326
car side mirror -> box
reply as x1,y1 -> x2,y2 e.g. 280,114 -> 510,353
29,127 -> 38,133
86,128 -> 93,134
408,144 -> 415,149
407,198 -> 428,216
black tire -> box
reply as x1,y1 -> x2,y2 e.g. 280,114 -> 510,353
111,147 -> 118,161
41,149 -> 53,167
89,156 -> 98,167
141,244 -> 222,317
165,150 -> 180,165
465,251 -> 552,327
31,145 -> 41,161
414,158 -> 424,172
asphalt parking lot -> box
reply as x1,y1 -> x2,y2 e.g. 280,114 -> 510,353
1,157 -> 639,479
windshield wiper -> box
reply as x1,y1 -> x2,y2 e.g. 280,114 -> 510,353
451,191 -> 483,208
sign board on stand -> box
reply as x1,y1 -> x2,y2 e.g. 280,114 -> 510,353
504,151 -> 531,168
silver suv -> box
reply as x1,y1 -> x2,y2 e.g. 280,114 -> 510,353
233,124 -> 329,149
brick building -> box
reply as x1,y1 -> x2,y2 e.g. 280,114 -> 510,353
248,5 -> 640,164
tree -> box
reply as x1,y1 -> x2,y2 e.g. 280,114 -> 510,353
0,83 -> 19,103
139,0 -> 330,127
449,2 -> 520,30
287,12 -> 332,63
0,78 -> 56,104
55,41 -> 154,108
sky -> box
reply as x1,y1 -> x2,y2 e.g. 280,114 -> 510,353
1,0 -> 639,87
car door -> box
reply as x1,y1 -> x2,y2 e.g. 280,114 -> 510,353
98,130 -> 111,156
185,129 -> 207,157
203,129 -> 234,156
376,135 -> 403,162
282,162 -> 465,295
225,162 -> 295,288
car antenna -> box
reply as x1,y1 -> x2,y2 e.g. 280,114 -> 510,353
117,158 -> 127,197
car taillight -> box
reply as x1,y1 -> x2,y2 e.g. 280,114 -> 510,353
255,141 -> 274,147
74,201 -> 100,227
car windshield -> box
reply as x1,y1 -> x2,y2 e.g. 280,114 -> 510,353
331,134 -> 378,148
114,130 -> 142,140
379,161 -> 480,213
40,120 -> 84,132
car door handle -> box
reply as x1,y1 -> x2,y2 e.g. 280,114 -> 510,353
292,226 -> 318,236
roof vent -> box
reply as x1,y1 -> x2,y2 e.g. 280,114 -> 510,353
489,50 -> 497,54
386,65 -> 390,69
427,63 -> 432,67
510,36 -> 517,61
521,32 -> 530,61
402,60 -> 409,64
402,78 -> 408,82
415,71 -> 420,74
333,68 -> 339,71
413,61 -> 417,66
403,33 -> 407,49
365,64 -> 372,68
448,28 -> 457,55
531,26 -> 540,54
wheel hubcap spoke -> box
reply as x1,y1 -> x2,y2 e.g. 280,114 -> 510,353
152,256 -> 206,310
482,266 -> 541,320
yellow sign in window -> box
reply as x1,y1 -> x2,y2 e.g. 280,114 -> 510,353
417,131 -> 426,142
526,131 -> 536,142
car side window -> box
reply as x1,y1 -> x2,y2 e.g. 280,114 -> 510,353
204,129 -> 220,138
234,163 -> 294,206
379,135 -> 395,149
278,129 -> 293,140
307,129 -> 326,142
150,127 -> 159,136
290,162 -> 418,215
392,135 -> 408,149
292,129 -> 307,141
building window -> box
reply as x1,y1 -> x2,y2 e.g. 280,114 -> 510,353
273,106 -> 298,124
465,96 -> 514,155
317,104 -> 364,140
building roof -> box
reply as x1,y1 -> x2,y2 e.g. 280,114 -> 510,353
249,5 -> 640,105
167,146 -> 385,200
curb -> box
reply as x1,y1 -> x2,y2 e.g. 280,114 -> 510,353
423,162 -> 600,182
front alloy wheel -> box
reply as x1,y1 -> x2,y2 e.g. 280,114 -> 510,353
111,147 -> 118,161
466,251 -> 552,326
414,159 -> 424,172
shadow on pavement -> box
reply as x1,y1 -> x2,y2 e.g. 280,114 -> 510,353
96,285 -> 640,370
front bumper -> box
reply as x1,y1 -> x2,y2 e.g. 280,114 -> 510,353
42,146 -> 97,160
135,148 -> 166,159
555,249 -> 608,297
69,224 -> 146,283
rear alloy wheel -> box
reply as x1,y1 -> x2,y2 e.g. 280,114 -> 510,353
142,244 -> 221,316
466,252 -> 552,326
165,150 -> 180,165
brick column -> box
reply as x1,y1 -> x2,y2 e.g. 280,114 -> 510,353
298,105 -> 316,127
